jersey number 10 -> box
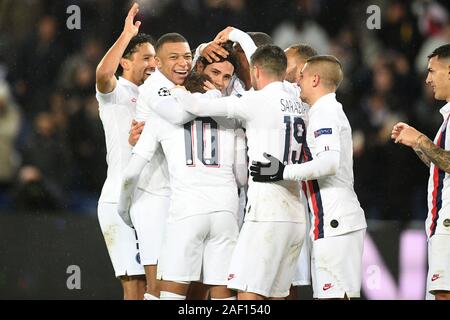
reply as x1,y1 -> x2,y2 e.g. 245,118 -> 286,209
184,117 -> 219,166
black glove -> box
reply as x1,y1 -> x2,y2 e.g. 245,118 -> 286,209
250,152 -> 285,182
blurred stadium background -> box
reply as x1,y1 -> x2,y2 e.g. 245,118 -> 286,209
0,0 -> 449,299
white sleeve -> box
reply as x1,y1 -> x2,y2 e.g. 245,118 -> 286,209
151,93 -> 196,125
132,122 -> 159,161
152,89 -> 222,125
309,116 -> 340,155
229,28 -> 257,62
172,89 -> 228,117
117,153 -> 148,227
96,83 -> 119,105
136,93 -> 151,122
233,128 -> 248,187
283,150 -> 340,181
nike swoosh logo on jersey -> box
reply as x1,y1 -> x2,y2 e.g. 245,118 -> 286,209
431,274 -> 440,282
323,283 -> 333,291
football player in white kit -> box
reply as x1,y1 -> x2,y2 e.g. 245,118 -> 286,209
250,55 -> 367,299
96,3 -> 170,300
391,44 -> 450,300
284,44 -> 318,297
118,33 -> 246,300
211,28 -> 317,297
173,45 -> 308,299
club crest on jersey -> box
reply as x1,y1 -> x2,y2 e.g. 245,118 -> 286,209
314,128 -> 332,138
158,87 -> 171,97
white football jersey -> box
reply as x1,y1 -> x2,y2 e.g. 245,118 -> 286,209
97,77 -> 169,203
303,93 -> 366,239
176,81 -> 309,223
134,70 -> 239,221
426,102 -> 450,239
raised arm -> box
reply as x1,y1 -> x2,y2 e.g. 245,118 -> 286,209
96,3 -> 141,93
215,27 -> 257,63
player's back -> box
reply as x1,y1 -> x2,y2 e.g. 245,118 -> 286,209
238,81 -> 308,223
148,110 -> 239,222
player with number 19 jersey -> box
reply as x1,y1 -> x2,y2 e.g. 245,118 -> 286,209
175,81 -> 309,223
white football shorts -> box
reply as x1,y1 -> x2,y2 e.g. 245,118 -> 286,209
311,228 -> 366,299
157,212 -> 239,285
97,202 -> 144,278
426,234 -> 450,295
130,189 -> 169,266
227,221 -> 306,298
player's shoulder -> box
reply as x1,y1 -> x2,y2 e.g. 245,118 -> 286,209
282,80 -> 300,98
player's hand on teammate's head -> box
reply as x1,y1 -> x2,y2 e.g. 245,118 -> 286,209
124,2 -> 141,37
250,152 -> 285,182
202,41 -> 229,63
214,26 -> 234,44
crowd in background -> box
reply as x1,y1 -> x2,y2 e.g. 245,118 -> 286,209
0,0 -> 449,221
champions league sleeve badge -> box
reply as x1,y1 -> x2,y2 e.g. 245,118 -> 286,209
158,87 -> 171,96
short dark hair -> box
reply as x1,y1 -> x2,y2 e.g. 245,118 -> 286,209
197,41 -> 239,74
117,33 -> 154,76
155,33 -> 188,54
183,72 -> 213,93
287,44 -> 318,62
428,44 -> 450,60
250,44 -> 287,78
247,32 -> 273,47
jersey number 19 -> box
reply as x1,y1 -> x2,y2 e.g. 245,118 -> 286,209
283,116 -> 306,165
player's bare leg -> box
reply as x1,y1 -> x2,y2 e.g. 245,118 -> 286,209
209,285 -> 236,300
186,281 -> 210,300
159,280 -> 190,300
434,291 -> 450,300
120,275 -> 146,300
238,292 -> 264,300
286,285 -> 298,300
144,265 -> 161,299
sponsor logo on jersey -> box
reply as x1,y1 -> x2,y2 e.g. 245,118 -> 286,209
323,283 -> 333,291
314,128 -> 332,138
131,97 -> 137,103
431,274 -> 440,282
228,274 -> 235,281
